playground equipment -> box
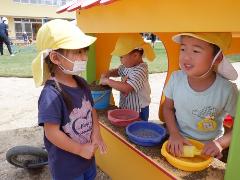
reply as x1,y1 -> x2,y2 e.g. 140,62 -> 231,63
57,0 -> 240,179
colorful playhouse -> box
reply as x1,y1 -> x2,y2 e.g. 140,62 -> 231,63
57,0 -> 240,179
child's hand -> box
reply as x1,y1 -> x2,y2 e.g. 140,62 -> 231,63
101,73 -> 107,78
101,72 -> 111,78
202,140 -> 223,159
91,131 -> 107,154
77,143 -> 97,159
99,75 -> 109,85
92,136 -> 107,155
167,134 -> 191,157
122,76 -> 128,82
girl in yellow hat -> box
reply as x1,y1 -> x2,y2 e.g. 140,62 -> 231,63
163,32 -> 238,161
32,19 -> 106,180
100,34 -> 155,121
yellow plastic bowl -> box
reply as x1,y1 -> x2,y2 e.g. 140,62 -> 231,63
161,139 -> 213,172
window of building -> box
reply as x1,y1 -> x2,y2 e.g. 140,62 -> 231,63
13,18 -> 71,40
25,23 -> 32,32
14,18 -> 43,40
15,23 -> 22,32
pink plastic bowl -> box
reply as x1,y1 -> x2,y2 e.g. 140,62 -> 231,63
108,109 -> 139,127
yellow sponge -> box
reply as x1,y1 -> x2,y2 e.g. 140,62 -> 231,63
182,145 -> 201,157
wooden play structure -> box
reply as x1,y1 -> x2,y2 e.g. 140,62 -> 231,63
57,0 -> 240,179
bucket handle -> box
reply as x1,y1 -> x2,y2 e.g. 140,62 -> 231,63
93,91 -> 109,104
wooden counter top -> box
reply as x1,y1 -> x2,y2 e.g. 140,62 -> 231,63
97,107 -> 226,180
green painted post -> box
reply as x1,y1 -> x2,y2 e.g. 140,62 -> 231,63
225,91 -> 240,180
86,42 -> 96,84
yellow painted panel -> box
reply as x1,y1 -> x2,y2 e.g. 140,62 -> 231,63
225,37 -> 240,55
96,125 -> 174,180
155,33 -> 180,121
93,33 -> 120,79
77,0 -> 240,33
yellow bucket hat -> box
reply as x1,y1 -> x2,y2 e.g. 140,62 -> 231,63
32,19 -> 96,87
172,32 -> 232,51
111,34 -> 156,61
172,32 -> 238,80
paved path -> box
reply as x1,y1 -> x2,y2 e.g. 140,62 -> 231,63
1,62 -> 240,131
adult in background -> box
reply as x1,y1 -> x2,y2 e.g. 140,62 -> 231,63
150,33 -> 157,48
0,17 -> 14,56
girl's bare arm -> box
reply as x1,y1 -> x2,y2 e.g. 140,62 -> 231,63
91,109 -> 107,154
44,123 -> 96,159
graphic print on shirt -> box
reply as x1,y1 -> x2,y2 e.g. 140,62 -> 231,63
63,97 -> 93,144
192,106 -> 217,132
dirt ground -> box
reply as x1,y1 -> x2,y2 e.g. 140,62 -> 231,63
0,77 -> 110,180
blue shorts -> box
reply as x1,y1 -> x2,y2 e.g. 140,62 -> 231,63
74,163 -> 97,180
140,106 -> 149,121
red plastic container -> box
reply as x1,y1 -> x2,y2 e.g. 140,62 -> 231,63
108,109 -> 139,127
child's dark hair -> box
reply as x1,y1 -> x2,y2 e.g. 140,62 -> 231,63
45,49 -> 87,112
131,49 -> 144,56
211,44 -> 220,56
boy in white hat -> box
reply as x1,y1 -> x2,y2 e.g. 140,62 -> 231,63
32,19 -> 106,180
163,32 -> 238,161
100,34 -> 155,121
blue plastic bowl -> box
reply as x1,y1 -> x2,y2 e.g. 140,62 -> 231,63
126,121 -> 167,146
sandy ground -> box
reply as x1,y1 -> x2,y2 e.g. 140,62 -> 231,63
0,63 -> 240,179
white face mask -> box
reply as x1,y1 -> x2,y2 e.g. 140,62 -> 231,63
57,53 -> 87,75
